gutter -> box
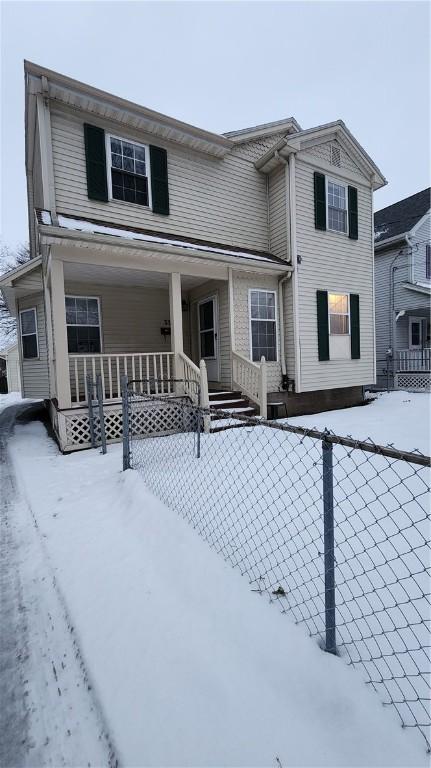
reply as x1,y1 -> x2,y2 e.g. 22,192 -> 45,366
38,225 -> 292,274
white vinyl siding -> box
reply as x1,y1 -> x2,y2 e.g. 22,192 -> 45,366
295,157 -> 374,391
232,272 -> 282,392
268,165 -> 288,260
50,107 -> 269,251
17,292 -> 50,398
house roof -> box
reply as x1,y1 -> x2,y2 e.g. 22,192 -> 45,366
223,117 -> 301,143
36,210 -> 289,268
374,188 -> 431,246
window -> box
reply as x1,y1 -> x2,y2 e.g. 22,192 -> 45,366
328,293 -> 350,335
20,308 -> 38,359
66,297 -> 101,354
409,317 -> 422,350
426,244 -> 431,280
327,179 -> 347,233
108,136 -> 149,207
249,290 -> 277,362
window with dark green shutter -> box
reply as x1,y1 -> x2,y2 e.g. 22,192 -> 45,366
150,145 -> 170,215
108,135 -> 149,207
350,293 -> 360,358
316,290 -> 329,361
84,124 -> 108,202
314,172 -> 326,230
348,186 -> 358,239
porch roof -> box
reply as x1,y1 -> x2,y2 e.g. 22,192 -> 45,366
36,211 -> 289,270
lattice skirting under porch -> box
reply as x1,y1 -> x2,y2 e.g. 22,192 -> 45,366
395,372 -> 431,392
51,399 -> 192,452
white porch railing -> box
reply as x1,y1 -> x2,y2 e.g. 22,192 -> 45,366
397,349 -> 431,373
232,351 -> 267,418
69,352 -> 175,405
68,351 -> 210,408
177,352 -> 209,407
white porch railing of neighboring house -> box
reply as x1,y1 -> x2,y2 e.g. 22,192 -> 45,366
232,351 -> 267,418
397,349 -> 431,373
68,351 -> 210,407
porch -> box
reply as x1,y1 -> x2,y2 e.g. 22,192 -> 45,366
393,311 -> 431,391
47,256 -> 273,449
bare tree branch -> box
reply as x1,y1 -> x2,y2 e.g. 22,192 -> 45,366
0,243 -> 31,346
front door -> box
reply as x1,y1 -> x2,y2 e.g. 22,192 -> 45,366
198,296 -> 219,381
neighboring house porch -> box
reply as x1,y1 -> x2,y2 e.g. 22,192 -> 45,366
393,308 -> 431,391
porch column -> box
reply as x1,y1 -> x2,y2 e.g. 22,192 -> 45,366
50,258 -> 71,409
169,273 -> 184,383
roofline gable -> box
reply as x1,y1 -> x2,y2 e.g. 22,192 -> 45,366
254,120 -> 387,189
24,61 -> 233,159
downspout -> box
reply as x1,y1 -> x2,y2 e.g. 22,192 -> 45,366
278,272 -> 291,379
287,153 -> 301,392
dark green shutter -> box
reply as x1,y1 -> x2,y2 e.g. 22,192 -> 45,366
350,294 -> 360,359
314,172 -> 326,230
316,290 -> 330,361
84,124 -> 108,202
150,145 -> 169,215
348,186 -> 358,240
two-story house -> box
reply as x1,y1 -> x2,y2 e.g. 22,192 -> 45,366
0,61 -> 386,451
374,188 -> 431,391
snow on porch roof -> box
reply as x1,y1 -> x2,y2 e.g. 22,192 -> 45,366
36,211 -> 288,267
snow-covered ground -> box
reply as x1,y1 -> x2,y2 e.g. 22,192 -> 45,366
5,400 -> 429,766
0,391 -> 25,412
287,391 -> 431,455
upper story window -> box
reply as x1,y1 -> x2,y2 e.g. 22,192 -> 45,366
108,136 -> 150,207
426,244 -> 431,280
20,308 -> 38,359
327,180 -> 347,233
249,289 -> 277,362
66,296 -> 101,354
328,293 -> 350,334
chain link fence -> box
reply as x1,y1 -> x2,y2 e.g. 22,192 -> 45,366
123,380 -> 430,751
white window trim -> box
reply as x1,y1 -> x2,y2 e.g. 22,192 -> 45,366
328,292 -> 350,336
409,316 -> 423,350
326,176 -> 348,235
20,307 -> 39,359
105,133 -> 152,210
65,295 -> 103,354
248,288 -> 278,363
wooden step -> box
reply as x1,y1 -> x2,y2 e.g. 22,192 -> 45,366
208,390 -> 242,401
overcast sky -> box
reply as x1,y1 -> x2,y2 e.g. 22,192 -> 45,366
1,0 -> 430,249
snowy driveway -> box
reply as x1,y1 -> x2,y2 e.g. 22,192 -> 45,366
2,407 -> 427,767
0,403 -> 117,767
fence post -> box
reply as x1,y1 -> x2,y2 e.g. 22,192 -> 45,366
199,359 -> 210,434
322,432 -> 336,654
121,375 -> 130,470
96,374 -> 107,455
86,374 -> 96,449
259,356 -> 267,419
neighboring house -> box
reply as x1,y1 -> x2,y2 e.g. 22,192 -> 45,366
0,342 -> 21,393
0,61 -> 386,451
374,188 -> 431,391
